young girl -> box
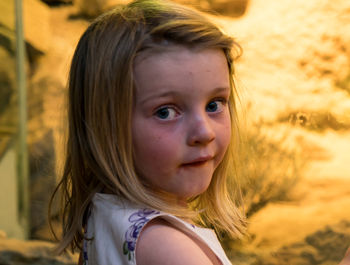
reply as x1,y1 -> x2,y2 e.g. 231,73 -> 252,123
50,0 -> 350,264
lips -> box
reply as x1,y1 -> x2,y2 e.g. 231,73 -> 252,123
182,156 -> 213,167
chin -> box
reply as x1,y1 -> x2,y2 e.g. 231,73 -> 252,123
179,183 -> 211,198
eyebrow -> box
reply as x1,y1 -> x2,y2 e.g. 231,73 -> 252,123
140,91 -> 180,105
140,87 -> 231,105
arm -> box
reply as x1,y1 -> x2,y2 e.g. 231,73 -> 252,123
340,246 -> 350,265
136,218 -> 216,265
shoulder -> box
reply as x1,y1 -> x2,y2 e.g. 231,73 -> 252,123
136,218 -> 214,265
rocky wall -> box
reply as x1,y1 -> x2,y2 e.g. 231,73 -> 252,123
0,0 -> 60,240
225,221 -> 350,265
0,231 -> 78,265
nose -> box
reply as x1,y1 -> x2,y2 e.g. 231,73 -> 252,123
186,112 -> 215,146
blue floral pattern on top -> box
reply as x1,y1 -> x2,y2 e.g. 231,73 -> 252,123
83,231 -> 88,265
123,209 -> 160,261
83,206 -> 92,265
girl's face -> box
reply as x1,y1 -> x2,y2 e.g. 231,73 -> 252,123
132,48 -> 231,206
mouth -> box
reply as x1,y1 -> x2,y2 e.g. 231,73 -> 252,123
182,156 -> 213,167
183,161 -> 207,167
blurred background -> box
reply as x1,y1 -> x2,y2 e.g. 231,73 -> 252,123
0,0 -> 349,264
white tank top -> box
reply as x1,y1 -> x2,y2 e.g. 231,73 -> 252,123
83,193 -> 232,265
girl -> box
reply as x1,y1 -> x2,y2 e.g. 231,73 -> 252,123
50,0 -> 246,264
50,0 -> 350,264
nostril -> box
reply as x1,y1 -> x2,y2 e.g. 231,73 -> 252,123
189,124 -> 216,145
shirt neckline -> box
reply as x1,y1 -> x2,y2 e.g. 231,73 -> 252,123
93,192 -> 215,232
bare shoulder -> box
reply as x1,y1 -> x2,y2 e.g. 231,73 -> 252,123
136,218 -> 214,265
340,246 -> 350,265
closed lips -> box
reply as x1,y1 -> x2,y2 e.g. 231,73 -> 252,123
183,156 -> 213,165
184,161 -> 207,166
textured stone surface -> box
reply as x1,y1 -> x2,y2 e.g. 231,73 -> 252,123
23,0 -> 51,54
225,221 -> 350,265
73,0 -> 249,18
0,0 -> 51,54
23,5 -> 88,241
0,238 -> 78,265
0,36 -> 17,131
216,0 -> 350,124
260,221 -> 350,265
209,0 -> 249,17
0,230 -> 6,239
214,1 -> 350,263
29,129 -> 57,238
0,71 -> 14,117
74,0 -> 128,17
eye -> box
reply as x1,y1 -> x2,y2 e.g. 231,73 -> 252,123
206,100 -> 226,113
156,108 -> 177,119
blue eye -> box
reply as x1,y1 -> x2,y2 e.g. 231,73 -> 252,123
157,109 -> 169,119
206,102 -> 218,112
156,108 -> 177,119
206,101 -> 224,112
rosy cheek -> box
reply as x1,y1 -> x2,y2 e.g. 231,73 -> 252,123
218,118 -> 232,157
219,113 -> 231,135
137,132 -> 169,159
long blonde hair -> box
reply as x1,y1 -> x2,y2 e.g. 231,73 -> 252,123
49,0 -> 247,254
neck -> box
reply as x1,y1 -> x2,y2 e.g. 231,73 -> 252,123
152,189 -> 188,208
101,185 -> 188,207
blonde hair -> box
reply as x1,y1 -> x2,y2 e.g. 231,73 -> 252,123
49,0 -> 247,254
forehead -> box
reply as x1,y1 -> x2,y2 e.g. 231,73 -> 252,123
133,47 -> 230,101
134,46 -> 228,72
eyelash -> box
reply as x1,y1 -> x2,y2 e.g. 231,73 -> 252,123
154,98 -> 228,120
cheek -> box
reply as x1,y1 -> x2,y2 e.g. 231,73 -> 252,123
132,121 -> 177,172
219,113 -> 232,146
215,114 -> 232,161
224,121 -> 232,147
